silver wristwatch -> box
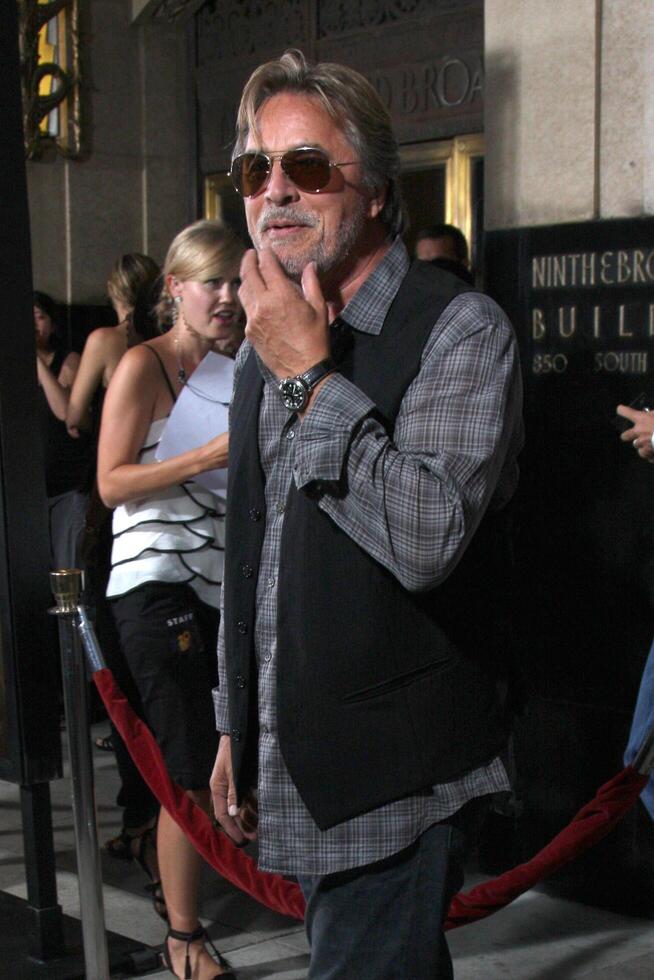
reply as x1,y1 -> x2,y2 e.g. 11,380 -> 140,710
278,358 -> 335,412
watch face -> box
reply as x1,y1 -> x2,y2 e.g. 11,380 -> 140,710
279,377 -> 308,411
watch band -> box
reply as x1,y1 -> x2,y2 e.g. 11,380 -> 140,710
278,357 -> 335,412
298,357 -> 336,391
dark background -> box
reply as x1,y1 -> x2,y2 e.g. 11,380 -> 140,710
486,218 -> 654,912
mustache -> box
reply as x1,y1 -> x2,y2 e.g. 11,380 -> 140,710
256,206 -> 319,234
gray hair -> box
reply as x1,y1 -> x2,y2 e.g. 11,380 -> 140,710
234,49 -> 405,237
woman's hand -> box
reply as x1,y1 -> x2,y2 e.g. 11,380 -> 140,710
617,404 -> 654,462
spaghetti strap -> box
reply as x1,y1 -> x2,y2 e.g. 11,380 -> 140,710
143,344 -> 177,402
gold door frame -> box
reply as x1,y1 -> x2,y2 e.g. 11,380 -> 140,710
400,134 -> 484,254
204,174 -> 229,221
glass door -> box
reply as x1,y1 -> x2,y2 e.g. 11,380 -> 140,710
401,134 -> 484,272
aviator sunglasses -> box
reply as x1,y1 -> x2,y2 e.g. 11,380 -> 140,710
229,146 -> 357,198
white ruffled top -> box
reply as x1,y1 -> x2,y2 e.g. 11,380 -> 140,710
106,418 -> 225,609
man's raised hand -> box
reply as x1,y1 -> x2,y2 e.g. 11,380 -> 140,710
239,248 -> 330,379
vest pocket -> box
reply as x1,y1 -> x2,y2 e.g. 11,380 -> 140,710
341,657 -> 454,703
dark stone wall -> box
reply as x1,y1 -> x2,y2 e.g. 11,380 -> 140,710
194,0 -> 483,174
485,219 -> 654,913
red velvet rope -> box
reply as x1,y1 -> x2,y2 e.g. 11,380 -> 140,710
445,764 -> 647,930
94,668 -> 305,920
94,668 -> 648,931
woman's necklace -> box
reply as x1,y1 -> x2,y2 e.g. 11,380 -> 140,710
173,328 -> 230,404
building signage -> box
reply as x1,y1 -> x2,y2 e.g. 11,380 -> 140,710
370,55 -> 483,116
524,225 -> 654,380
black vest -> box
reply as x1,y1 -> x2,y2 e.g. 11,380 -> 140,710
223,261 -> 512,830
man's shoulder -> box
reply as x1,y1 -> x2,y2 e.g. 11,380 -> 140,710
412,289 -> 518,365
445,288 -> 508,318
436,290 -> 516,341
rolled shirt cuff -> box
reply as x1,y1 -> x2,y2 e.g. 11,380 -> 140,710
212,686 -> 230,733
293,373 -> 374,489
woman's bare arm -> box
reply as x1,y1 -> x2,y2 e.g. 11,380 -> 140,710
37,351 -> 79,421
67,328 -> 122,436
97,345 -> 229,508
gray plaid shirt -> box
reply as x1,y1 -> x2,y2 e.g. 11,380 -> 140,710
214,238 -> 523,875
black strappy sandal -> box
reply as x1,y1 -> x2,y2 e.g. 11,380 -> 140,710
133,825 -> 168,922
162,925 -> 236,979
94,733 -> 114,752
104,822 -> 167,921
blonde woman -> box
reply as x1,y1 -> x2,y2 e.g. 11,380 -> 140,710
98,221 -> 243,980
66,253 -> 160,437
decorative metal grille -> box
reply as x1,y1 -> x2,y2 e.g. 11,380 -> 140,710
18,0 -> 81,159
197,0 -> 307,62
317,0 -> 463,38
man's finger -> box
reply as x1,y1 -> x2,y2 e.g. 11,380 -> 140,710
301,261 -> 327,316
240,248 -> 262,282
238,249 -> 265,309
210,737 -> 245,844
237,790 -> 259,838
213,798 -> 245,844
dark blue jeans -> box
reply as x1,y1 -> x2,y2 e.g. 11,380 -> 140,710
297,814 -> 470,980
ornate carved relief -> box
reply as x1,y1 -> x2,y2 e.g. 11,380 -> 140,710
194,0 -> 483,171
153,0 -> 202,22
153,0 -> 190,19
197,0 -> 308,63
317,0 -> 465,38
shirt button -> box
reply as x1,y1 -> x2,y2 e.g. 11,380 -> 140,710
276,502 -> 285,515
235,674 -> 246,689
231,728 -> 241,742
241,563 -> 253,579
286,428 -> 296,440
236,620 -> 248,635
263,652 -> 272,663
267,576 -> 276,588
248,508 -> 262,521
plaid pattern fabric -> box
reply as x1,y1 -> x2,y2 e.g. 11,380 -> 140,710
214,238 -> 523,875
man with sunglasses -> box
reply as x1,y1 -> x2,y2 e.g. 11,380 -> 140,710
211,49 -> 523,979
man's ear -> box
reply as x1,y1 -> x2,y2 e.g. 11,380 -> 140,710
367,180 -> 388,220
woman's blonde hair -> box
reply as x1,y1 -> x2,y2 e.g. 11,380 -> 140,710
107,253 -> 160,310
156,220 -> 244,328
